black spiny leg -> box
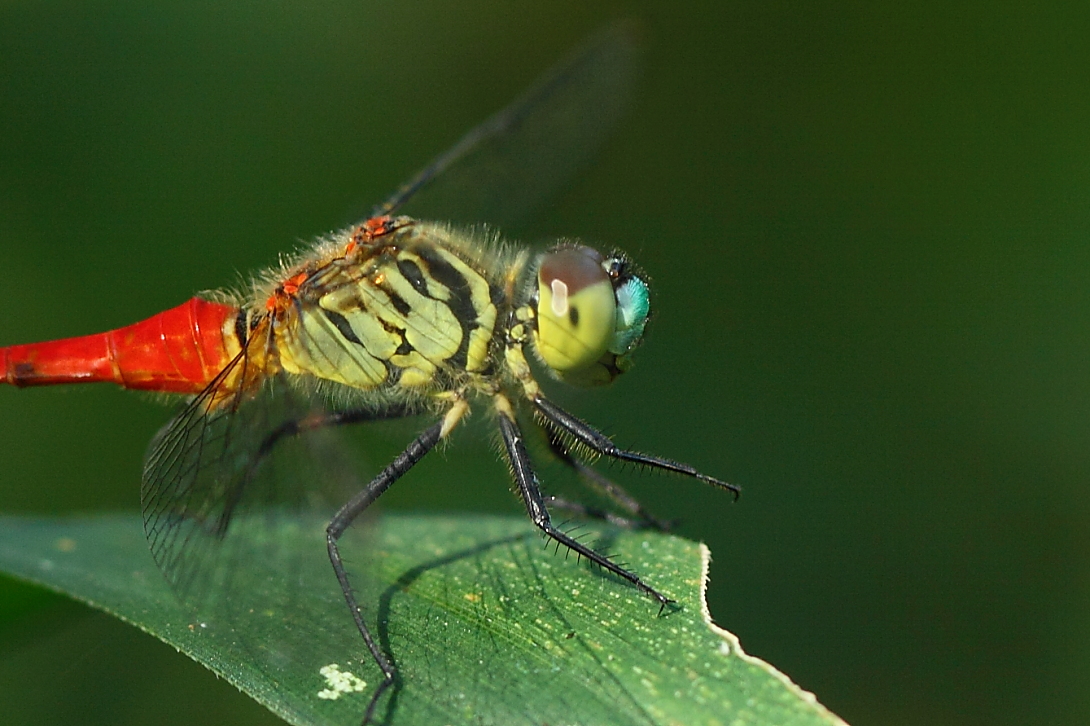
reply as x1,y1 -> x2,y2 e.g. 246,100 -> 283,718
544,428 -> 674,531
218,403 -> 418,535
255,403 -> 417,463
533,396 -> 741,500
327,420 -> 444,726
497,408 -> 673,610
543,495 -> 651,530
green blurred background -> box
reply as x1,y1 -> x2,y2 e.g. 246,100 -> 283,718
2,1 -> 1089,724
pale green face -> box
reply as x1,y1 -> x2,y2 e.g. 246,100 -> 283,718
530,245 -> 650,386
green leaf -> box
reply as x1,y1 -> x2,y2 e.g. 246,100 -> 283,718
0,514 -> 845,726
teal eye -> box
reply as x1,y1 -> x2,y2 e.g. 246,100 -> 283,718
533,246 -> 616,374
609,274 -> 650,355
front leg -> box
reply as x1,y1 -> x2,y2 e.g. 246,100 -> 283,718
495,395 -> 673,610
544,427 -> 674,531
533,395 -> 740,500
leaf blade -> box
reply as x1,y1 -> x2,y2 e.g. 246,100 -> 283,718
0,514 -> 846,726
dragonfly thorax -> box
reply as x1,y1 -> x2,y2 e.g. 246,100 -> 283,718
268,220 -> 506,393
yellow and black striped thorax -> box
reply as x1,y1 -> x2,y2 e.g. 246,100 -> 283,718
269,221 -> 511,391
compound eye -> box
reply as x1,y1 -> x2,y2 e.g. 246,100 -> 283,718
610,274 -> 650,355
533,246 -> 616,373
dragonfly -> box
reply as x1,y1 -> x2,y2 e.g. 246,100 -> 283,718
1,23 -> 738,725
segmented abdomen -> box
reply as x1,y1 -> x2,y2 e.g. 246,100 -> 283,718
1,298 -> 240,393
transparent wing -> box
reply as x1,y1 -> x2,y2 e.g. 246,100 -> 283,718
140,346 -> 369,617
371,20 -> 642,230
140,342 -> 436,719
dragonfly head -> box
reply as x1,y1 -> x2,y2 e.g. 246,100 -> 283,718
530,244 -> 650,386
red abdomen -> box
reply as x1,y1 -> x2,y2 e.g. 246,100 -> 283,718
1,298 -> 239,394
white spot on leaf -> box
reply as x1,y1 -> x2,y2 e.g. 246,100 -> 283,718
316,663 -> 367,700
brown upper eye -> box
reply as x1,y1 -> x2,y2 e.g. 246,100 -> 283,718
537,247 -> 608,297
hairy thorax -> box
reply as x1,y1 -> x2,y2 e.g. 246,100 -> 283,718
269,221 -> 515,395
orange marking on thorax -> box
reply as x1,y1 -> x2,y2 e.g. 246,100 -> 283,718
363,215 -> 394,238
282,272 -> 308,295
349,215 -> 401,251
265,271 -> 310,313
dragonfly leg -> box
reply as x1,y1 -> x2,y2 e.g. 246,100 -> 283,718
497,405 -> 673,610
255,403 -> 417,461
532,395 -> 741,500
540,494 -> 667,529
326,420 -> 444,726
544,429 -> 674,531
544,494 -> 657,530
217,404 -> 419,535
